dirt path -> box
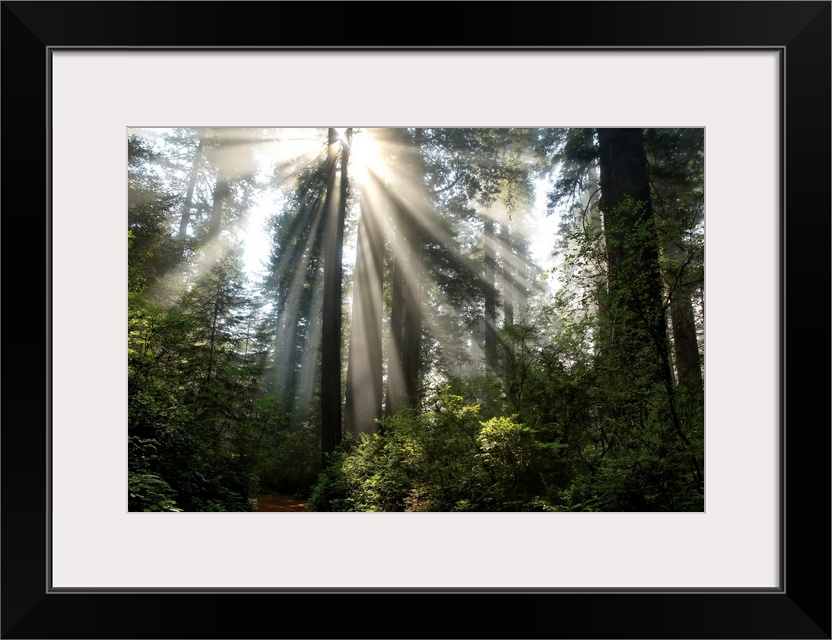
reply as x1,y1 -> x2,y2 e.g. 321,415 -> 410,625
256,495 -> 308,512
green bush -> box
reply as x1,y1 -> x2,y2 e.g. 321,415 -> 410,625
128,472 -> 183,512
256,421 -> 322,498
308,387 -> 560,512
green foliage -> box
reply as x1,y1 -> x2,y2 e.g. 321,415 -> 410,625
127,135 -> 185,300
128,258 -> 270,512
255,420 -> 322,498
128,472 -> 183,512
538,127 -> 598,217
308,388 -> 564,512
560,424 -> 704,512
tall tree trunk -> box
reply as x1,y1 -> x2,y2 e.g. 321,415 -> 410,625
669,291 -> 703,398
276,287 -> 301,416
321,128 -> 350,458
178,129 -> 206,245
272,194 -> 326,422
386,229 -> 407,416
385,128 -> 425,415
402,238 -> 423,408
483,214 -> 498,371
204,153 -> 230,379
597,127 -> 702,489
596,127 -> 665,377
644,127 -> 704,404
664,222 -> 704,401
206,285 -> 221,385
501,219 -> 515,329
207,163 -> 230,247
344,181 -> 384,437
403,129 -> 428,404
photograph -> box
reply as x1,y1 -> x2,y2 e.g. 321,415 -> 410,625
128,126 -> 705,513
2,0 -> 828,637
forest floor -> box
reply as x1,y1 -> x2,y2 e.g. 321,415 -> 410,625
256,495 -> 308,512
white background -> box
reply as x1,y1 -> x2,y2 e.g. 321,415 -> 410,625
51,51 -> 779,589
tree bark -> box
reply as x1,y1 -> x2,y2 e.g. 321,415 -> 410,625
500,219 -> 515,329
596,127 -> 665,376
320,128 -> 349,457
664,220 -> 704,401
597,128 -> 703,489
344,180 -> 384,437
483,214 -> 499,371
207,163 -> 230,247
178,129 -> 206,245
386,227 -> 407,416
385,128 -> 426,415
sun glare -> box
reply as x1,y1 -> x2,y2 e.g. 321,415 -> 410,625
341,128 -> 387,186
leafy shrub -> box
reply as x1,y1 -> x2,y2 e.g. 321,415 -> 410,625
128,472 -> 183,512
256,421 -> 321,498
307,449 -> 355,512
308,387 -> 561,512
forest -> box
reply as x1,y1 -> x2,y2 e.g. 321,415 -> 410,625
128,126 -> 704,513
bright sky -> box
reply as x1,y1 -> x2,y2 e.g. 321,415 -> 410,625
242,187 -> 281,282
132,127 -> 562,297
241,169 -> 561,296
528,178 -> 559,276
241,173 -> 560,296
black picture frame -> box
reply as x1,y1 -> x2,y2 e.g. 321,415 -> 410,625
2,2 -> 829,638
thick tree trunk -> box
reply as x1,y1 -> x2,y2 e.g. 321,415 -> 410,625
386,235 -> 407,416
644,127 -> 704,402
664,224 -> 704,401
321,128 -> 349,457
402,241 -> 423,407
597,128 -> 703,489
385,128 -> 426,415
670,292 -> 703,395
403,129 -> 428,404
386,214 -> 422,413
178,130 -> 206,245
344,182 -> 384,437
596,127 -> 665,376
